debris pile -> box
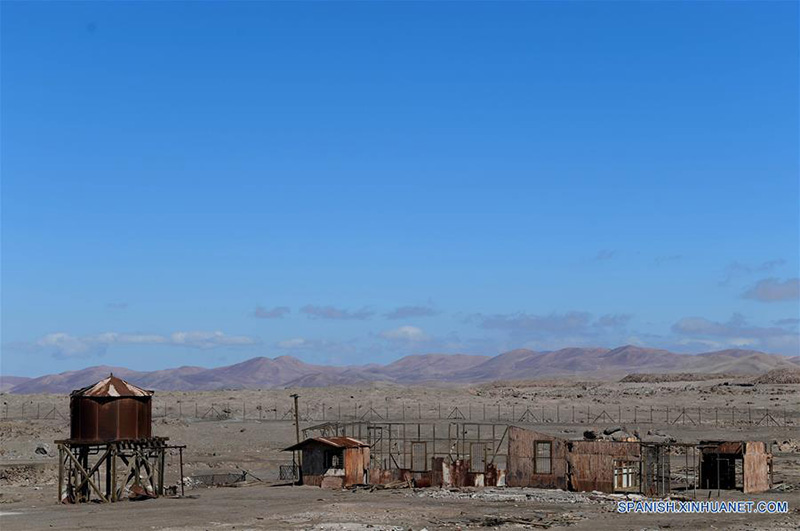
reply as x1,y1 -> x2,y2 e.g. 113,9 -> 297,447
753,369 -> 800,385
621,373 -> 736,383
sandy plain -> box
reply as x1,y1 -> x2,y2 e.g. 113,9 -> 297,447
1,378 -> 798,530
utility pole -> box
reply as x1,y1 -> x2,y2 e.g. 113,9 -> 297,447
291,393 -> 301,484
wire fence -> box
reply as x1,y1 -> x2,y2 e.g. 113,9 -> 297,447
2,400 -> 796,427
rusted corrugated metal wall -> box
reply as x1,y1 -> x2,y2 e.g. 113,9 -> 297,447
70,396 -> 151,442
344,447 -> 369,485
743,442 -> 770,494
567,441 -> 640,493
506,426 -> 568,489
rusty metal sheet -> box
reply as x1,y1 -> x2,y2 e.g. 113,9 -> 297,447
569,440 -> 640,458
344,447 -> 369,486
743,442 -> 770,493
568,453 -> 616,493
285,436 -> 368,452
506,426 -> 568,489
71,374 -> 152,398
69,396 -> 151,442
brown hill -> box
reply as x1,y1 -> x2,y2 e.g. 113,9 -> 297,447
0,376 -> 31,393
6,346 -> 798,393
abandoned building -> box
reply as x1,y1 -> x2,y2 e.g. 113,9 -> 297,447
301,420 -> 510,488
298,421 -> 773,495
55,374 -> 186,503
506,426 -> 672,495
699,440 -> 773,494
284,436 -> 370,488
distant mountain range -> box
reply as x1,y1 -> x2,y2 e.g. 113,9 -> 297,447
5,346 -> 800,394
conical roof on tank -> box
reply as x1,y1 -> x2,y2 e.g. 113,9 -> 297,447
71,373 -> 153,398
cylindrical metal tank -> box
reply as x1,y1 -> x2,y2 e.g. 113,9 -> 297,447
69,374 -> 153,442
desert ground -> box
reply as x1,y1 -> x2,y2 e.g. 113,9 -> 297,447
1,378 -> 799,530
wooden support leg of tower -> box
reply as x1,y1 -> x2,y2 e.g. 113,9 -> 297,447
111,445 -> 117,502
179,447 -> 185,497
159,449 -> 165,495
58,445 -> 64,504
62,446 -> 108,503
105,448 -> 112,500
74,447 -> 111,498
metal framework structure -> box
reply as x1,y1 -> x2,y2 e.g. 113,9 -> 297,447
56,437 -> 185,503
302,420 -> 510,471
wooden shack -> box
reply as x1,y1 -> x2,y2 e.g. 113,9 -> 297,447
284,437 -> 370,488
507,427 -> 568,489
699,440 -> 772,494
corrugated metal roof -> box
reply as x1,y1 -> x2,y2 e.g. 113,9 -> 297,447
71,374 -> 153,398
284,436 -> 368,452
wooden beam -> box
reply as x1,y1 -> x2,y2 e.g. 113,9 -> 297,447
62,447 -> 108,502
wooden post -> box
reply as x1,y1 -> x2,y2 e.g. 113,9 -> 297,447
111,445 -> 117,502
291,394 -> 302,479
105,449 -> 112,499
58,445 -> 64,503
159,448 -> 165,495
179,447 -> 185,497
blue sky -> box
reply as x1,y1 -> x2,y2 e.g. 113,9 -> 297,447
2,1 -> 798,377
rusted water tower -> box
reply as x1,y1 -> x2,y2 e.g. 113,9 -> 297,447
70,373 -> 153,441
56,374 -> 185,504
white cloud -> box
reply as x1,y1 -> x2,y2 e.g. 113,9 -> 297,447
277,338 -> 308,349
380,325 -> 428,342
671,313 -> 798,354
742,277 -> 800,302
25,330 -> 259,358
